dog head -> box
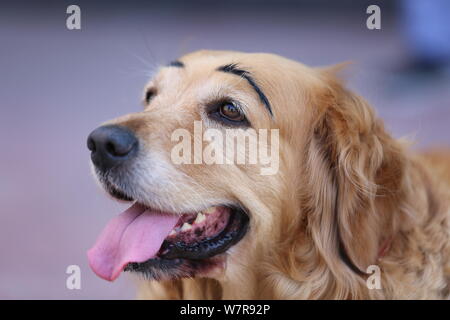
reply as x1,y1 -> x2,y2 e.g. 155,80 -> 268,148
87,50 -> 405,297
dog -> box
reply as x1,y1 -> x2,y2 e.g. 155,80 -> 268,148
86,50 -> 450,299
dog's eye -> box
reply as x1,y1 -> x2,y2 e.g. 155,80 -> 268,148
207,100 -> 250,127
219,103 -> 245,122
144,89 -> 156,104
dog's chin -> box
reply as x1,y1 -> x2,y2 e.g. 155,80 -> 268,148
97,178 -> 250,281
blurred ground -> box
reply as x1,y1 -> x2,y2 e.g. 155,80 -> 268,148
0,1 -> 449,299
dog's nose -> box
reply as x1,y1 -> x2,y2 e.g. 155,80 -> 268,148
87,125 -> 138,171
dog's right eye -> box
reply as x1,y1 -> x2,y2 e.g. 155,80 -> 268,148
144,89 -> 156,104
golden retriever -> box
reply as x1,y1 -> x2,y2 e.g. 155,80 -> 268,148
86,50 -> 450,299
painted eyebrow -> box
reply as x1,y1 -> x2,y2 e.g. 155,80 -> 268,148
217,63 -> 273,117
167,60 -> 184,68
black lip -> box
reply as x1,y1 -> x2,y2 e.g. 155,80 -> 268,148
125,257 -> 183,272
96,170 -> 134,202
108,184 -> 134,202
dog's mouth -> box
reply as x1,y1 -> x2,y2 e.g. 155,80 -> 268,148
87,185 -> 249,281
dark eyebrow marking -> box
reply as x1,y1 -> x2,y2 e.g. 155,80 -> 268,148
217,63 -> 273,117
168,60 -> 184,68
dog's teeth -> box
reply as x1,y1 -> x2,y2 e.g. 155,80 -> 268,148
194,213 -> 206,224
181,223 -> 192,231
169,229 -> 176,236
203,207 -> 216,214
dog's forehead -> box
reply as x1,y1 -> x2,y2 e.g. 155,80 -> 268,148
179,50 -> 277,73
149,50 -> 318,92
175,50 -> 318,88
180,50 -> 248,65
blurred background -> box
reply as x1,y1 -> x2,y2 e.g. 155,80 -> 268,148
0,0 -> 449,299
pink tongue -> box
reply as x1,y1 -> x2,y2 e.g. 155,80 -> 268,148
87,203 -> 179,281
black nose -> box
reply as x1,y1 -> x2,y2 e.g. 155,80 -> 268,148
87,125 -> 138,171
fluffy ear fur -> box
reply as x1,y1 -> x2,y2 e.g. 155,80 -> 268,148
302,68 -> 406,279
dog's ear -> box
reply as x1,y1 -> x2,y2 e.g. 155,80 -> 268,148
303,69 -> 405,276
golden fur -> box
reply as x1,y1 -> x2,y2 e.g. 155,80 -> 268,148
106,50 -> 450,299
